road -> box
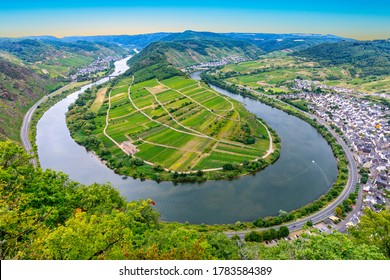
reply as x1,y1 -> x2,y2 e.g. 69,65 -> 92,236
20,93 -> 51,167
20,83 -> 82,167
222,85 -> 359,238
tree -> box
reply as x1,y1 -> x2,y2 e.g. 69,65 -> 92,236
335,207 -> 343,217
253,217 -> 265,227
244,231 -> 263,243
76,183 -> 126,214
248,232 -> 386,260
306,220 -> 313,227
26,211 -> 135,260
0,140 -> 31,169
349,209 -> 390,258
223,163 -> 235,171
269,228 -> 277,240
231,234 -> 241,241
278,210 -> 288,218
278,226 -> 290,238
207,233 -> 239,259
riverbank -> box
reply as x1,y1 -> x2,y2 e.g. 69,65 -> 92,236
28,81 -> 91,164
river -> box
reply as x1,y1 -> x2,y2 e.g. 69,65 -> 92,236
36,62 -> 338,224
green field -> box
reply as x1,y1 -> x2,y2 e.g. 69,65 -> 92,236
97,75 -> 272,172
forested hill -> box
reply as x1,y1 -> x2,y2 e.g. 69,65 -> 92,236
0,140 -> 389,260
158,30 -> 264,67
0,39 -> 127,141
125,31 -> 264,82
51,31 -> 349,53
0,39 -> 127,73
224,33 -> 348,52
294,40 -> 390,76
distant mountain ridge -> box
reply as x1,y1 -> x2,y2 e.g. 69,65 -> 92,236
123,30 -> 264,82
61,33 -> 171,49
16,31 -> 351,52
223,32 -> 351,52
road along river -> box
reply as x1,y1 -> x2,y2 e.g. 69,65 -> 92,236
35,64 -> 338,224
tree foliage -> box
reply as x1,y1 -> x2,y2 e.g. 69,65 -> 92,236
0,141 -> 388,260
349,208 -> 390,258
243,232 -> 386,260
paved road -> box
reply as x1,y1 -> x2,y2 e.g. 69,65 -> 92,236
20,94 -> 50,167
223,86 -> 359,238
20,83 -> 79,167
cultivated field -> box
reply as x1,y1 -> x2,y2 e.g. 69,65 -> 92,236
93,76 -> 271,171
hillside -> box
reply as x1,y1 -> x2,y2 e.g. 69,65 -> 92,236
123,42 -> 185,83
294,40 -> 390,76
0,58 -> 58,140
127,31 -> 264,73
0,39 -> 127,141
0,39 -> 127,78
124,31 -> 264,83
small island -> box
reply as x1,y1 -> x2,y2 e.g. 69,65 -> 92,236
67,75 -> 280,182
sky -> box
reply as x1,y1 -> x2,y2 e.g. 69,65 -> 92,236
1,1 -> 389,40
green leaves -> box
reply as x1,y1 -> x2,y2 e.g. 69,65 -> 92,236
1,140 -> 389,260
28,211 -> 135,260
349,208 -> 390,258
244,232 -> 386,260
0,141 -> 32,169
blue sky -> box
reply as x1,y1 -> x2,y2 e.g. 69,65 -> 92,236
1,1 -> 389,39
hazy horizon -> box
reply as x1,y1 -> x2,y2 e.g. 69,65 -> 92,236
2,30 -> 388,41
1,1 -> 389,40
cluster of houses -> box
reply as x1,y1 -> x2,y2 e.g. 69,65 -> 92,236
71,56 -> 116,81
186,55 -> 248,72
290,79 -> 390,218
293,79 -> 389,99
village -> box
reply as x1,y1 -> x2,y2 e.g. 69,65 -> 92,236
288,79 -> 390,225
185,55 -> 248,72
71,56 -> 116,81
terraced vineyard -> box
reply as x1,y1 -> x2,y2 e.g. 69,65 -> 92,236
92,76 -> 272,172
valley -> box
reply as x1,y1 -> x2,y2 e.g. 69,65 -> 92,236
0,39 -> 127,141
1,28 -> 389,261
